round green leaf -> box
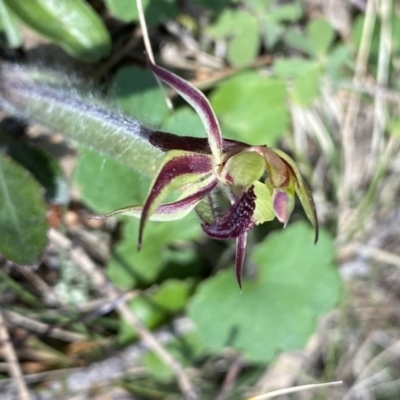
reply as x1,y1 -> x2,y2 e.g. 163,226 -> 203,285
73,148 -> 150,214
188,222 -> 341,362
5,0 -> 111,63
0,154 -> 47,264
307,19 -> 335,58
105,0 -> 176,26
211,72 -> 289,146
113,66 -> 169,126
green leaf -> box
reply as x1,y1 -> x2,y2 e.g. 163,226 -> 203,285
104,0 -> 176,26
73,148 -> 149,213
1,134 -> 69,205
207,10 -> 259,66
273,59 -> 321,106
211,72 -> 289,146
107,216 -> 201,289
113,66 -> 170,126
283,29 -> 313,55
0,0 -> 22,48
162,107 -> 206,138
188,222 -> 341,362
263,20 -> 284,49
268,3 -> 303,22
292,64 -> 321,106
307,18 -> 335,58
118,279 -> 195,344
273,58 -> 319,78
4,0 -> 111,62
0,154 -> 47,264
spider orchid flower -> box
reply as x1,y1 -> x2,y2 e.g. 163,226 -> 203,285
94,58 -> 318,288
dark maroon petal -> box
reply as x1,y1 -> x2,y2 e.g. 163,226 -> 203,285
149,131 -> 211,153
201,186 -> 256,239
139,153 -> 213,248
235,234 -> 247,289
149,131 -> 250,155
146,57 -> 223,159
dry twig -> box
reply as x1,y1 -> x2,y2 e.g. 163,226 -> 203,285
0,309 -> 32,400
48,228 -> 198,400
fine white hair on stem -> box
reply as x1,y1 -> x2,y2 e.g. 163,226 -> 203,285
135,0 -> 173,111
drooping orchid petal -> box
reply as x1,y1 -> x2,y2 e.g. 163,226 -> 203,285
146,57 -> 223,161
91,174 -> 217,222
139,150 -> 214,248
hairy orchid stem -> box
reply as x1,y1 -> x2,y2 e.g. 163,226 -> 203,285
0,63 -> 163,177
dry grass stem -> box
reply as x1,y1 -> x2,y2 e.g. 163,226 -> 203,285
370,0 -> 392,174
248,381 -> 343,400
215,355 -> 243,400
339,0 -> 376,234
48,228 -> 198,400
3,310 -> 86,342
0,309 -> 32,400
135,0 -> 173,110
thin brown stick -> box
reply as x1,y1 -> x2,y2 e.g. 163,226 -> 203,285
215,355 -> 243,400
48,228 -> 198,400
3,310 -> 86,343
0,309 -> 32,400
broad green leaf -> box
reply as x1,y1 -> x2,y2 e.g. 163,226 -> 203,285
292,64 -> 321,106
273,58 -> 319,78
188,222 -> 341,362
104,0 -> 176,26
107,216 -> 201,289
162,107 -> 206,138
263,20 -> 284,49
307,19 -> 335,58
1,134 -> 69,205
227,14 -> 259,66
113,66 -> 170,126
4,0 -> 111,62
73,148 -> 149,213
0,154 -> 47,264
118,279 -> 195,343
268,3 -> 303,22
208,10 -> 259,66
273,59 -> 321,106
283,29 -> 313,55
211,72 -> 288,146
0,0 -> 22,48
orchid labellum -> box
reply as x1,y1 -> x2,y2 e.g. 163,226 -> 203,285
94,58 -> 318,288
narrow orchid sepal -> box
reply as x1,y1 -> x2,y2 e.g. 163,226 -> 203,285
271,148 -> 319,243
90,175 -> 218,222
139,150 -> 214,248
146,56 -> 223,161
